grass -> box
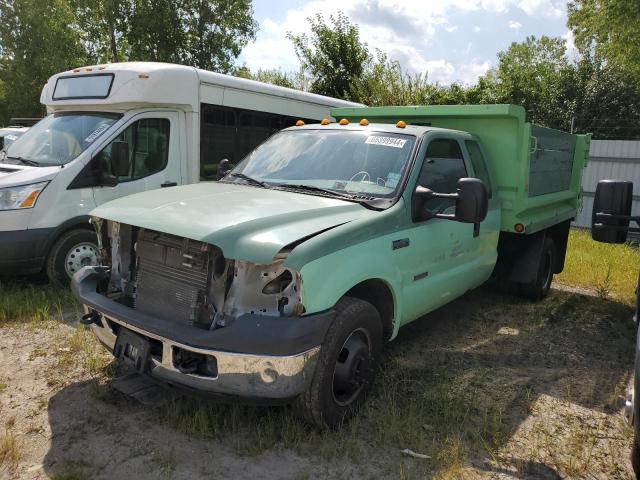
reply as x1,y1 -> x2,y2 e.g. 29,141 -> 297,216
0,427 -> 22,472
155,288 -> 635,478
557,228 -> 640,304
0,228 -> 637,477
0,278 -> 80,326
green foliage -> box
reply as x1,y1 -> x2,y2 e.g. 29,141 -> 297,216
233,66 -> 296,89
0,0 -> 89,123
181,0 -> 257,72
287,12 -> 371,99
568,0 -> 640,73
0,0 -> 258,123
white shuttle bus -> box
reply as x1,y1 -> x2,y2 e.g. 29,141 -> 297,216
0,62 -> 361,282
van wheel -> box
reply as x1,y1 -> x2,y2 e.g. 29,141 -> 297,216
295,297 -> 382,429
46,229 -> 99,284
519,238 -> 555,301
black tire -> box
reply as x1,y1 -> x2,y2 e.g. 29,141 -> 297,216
45,228 -> 99,284
295,297 -> 383,429
519,238 -> 555,301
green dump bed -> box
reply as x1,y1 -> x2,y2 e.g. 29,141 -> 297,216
332,104 -> 591,234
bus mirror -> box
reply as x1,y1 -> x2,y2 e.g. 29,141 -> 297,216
110,141 -> 130,177
455,178 -> 488,224
592,180 -> 633,244
217,159 -> 231,180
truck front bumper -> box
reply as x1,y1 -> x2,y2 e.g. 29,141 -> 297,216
72,267 -> 334,401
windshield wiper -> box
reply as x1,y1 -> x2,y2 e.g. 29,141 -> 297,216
274,184 -> 359,200
8,156 -> 39,167
225,172 -> 268,188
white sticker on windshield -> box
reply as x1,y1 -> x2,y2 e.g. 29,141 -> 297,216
365,136 -> 407,149
385,172 -> 401,188
84,123 -> 111,143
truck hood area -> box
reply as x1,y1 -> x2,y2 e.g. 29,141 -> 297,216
92,182 -> 374,264
0,163 -> 60,187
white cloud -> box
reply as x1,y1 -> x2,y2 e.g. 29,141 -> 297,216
562,30 -> 578,59
239,0 -> 567,85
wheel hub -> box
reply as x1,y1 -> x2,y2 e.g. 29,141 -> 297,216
333,329 -> 371,406
64,242 -> 99,277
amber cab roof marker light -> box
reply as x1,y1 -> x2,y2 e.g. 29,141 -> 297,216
138,73 -> 150,79
396,120 -> 407,128
320,118 -> 330,125
359,118 -> 369,126
339,118 -> 349,125
295,120 -> 305,127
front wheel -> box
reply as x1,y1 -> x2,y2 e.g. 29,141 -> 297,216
46,229 -> 99,284
295,297 -> 383,429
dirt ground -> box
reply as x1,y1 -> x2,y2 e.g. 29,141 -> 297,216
0,283 -> 636,479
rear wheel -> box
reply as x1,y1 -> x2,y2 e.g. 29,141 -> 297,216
295,297 -> 383,429
519,238 -> 555,301
46,229 -> 99,284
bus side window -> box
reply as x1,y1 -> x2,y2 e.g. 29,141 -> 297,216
200,105 -> 237,180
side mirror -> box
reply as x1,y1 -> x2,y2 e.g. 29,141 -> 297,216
216,158 -> 231,180
592,180 -> 633,244
455,178 -> 488,224
110,141 -> 130,177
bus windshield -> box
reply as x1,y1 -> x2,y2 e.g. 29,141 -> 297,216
0,112 -> 121,166
230,129 -> 416,198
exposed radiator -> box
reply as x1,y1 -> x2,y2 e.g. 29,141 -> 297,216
135,230 -> 212,327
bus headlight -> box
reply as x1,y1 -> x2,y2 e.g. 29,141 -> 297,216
0,181 -> 48,210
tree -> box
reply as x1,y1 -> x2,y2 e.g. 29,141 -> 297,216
127,0 -> 185,63
182,0 -> 258,72
480,36 -> 574,129
234,66 -> 297,88
287,12 -> 371,99
568,0 -> 640,72
73,0 -> 131,62
0,0 -> 89,123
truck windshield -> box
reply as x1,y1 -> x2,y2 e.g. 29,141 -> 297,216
0,112 -> 121,166
232,129 -> 416,198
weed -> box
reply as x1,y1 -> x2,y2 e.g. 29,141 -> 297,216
0,279 -> 80,325
0,428 -> 21,472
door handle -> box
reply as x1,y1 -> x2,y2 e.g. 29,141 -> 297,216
161,181 -> 177,188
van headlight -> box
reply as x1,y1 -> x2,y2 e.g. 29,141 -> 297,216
0,181 -> 48,210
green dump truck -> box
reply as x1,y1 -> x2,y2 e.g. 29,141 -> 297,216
72,104 -> 590,427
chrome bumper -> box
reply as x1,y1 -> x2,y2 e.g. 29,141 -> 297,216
89,310 -> 320,400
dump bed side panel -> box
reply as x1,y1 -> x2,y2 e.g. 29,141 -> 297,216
331,105 -> 590,234
529,126 -> 577,197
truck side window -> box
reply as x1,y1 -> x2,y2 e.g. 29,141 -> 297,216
96,118 -> 170,182
464,140 -> 492,198
417,139 -> 467,216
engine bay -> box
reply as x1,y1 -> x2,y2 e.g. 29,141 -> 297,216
95,219 -> 304,330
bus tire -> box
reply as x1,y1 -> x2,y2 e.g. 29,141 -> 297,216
295,297 -> 382,429
46,228 -> 99,284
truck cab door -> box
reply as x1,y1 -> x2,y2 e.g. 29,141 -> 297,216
398,136 -> 497,324
92,111 -> 182,206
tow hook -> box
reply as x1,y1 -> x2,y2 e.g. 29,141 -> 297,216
80,310 -> 101,326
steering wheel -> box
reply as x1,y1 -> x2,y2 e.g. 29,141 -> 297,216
349,171 -> 371,182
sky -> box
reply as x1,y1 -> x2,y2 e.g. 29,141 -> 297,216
238,0 -> 577,85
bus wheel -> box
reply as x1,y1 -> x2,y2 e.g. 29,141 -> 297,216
46,229 -> 99,284
295,297 -> 382,429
